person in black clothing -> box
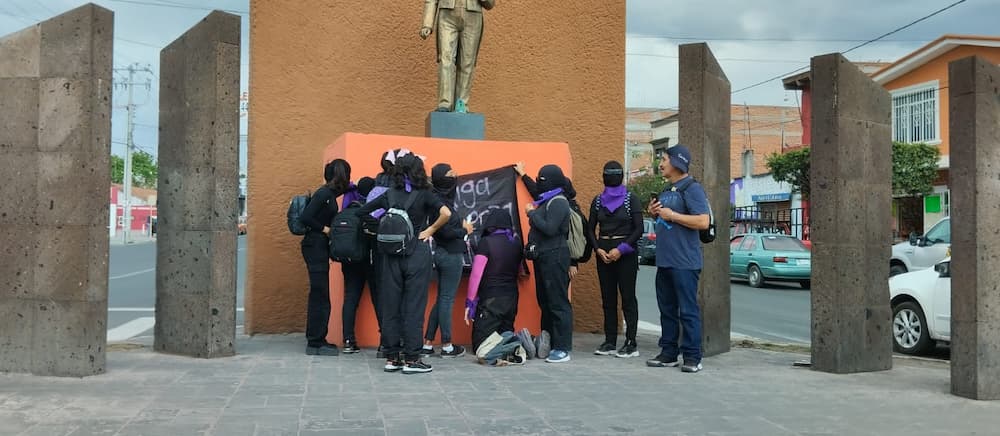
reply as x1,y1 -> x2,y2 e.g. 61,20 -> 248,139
524,165 -> 574,363
422,164 -> 474,358
358,154 -> 451,374
464,210 -> 524,352
367,149 -> 400,359
300,158 -> 352,356
587,161 -> 643,358
341,177 -> 377,354
514,162 -> 592,276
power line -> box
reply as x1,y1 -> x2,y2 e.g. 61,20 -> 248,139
627,52 -> 808,65
628,33 -> 932,44
730,0 -> 967,95
103,0 -> 248,15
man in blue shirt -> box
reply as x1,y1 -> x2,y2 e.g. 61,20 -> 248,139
645,145 -> 711,373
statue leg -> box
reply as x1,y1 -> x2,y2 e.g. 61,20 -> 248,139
456,11 -> 483,107
437,10 -> 461,111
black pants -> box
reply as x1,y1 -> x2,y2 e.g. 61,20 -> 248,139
301,233 -> 331,347
380,242 -> 432,361
534,247 -> 572,352
471,292 -> 518,353
341,258 -> 379,342
596,239 -> 639,344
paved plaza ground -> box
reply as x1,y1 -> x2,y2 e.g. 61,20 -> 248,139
2,333 -> 999,436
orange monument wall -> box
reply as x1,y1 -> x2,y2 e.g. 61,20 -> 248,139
246,0 -> 625,335
322,134 -> 571,346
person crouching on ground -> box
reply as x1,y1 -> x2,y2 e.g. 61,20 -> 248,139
524,165 -> 573,363
464,210 -> 524,352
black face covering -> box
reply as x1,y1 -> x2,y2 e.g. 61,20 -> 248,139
431,163 -> 457,198
536,165 -> 566,193
603,161 -> 624,187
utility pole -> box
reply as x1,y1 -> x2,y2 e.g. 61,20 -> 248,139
113,64 -> 154,244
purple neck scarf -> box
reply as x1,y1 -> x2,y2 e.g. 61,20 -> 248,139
404,177 -> 413,193
533,188 -> 564,206
341,183 -> 360,209
491,228 -> 516,242
600,185 -> 627,213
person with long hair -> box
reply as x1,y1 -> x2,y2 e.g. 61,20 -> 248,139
422,164 -> 473,358
524,165 -> 574,363
299,158 -> 352,356
359,154 -> 452,374
587,161 -> 643,358
464,210 -> 524,352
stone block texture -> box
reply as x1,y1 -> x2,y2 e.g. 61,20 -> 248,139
678,43 -> 731,357
246,1 -> 624,335
425,111 -> 486,140
948,56 -> 1000,400
0,4 -> 113,377
155,11 -> 241,358
809,53 -> 893,374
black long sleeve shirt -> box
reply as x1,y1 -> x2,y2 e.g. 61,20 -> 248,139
527,196 -> 570,252
432,201 -> 467,254
586,192 -> 643,250
300,186 -> 342,235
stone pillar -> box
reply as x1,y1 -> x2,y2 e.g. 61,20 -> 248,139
809,53 -> 892,374
155,11 -> 241,358
949,56 -> 1000,400
678,43 -> 731,357
0,4 -> 113,376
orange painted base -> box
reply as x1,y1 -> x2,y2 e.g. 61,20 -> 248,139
323,133 -> 573,348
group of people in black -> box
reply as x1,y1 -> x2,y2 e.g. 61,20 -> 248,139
298,144 -> 710,375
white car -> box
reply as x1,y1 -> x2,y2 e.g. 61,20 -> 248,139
890,217 -> 950,276
888,257 -> 951,355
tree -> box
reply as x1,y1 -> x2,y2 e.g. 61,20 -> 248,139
628,158 -> 670,207
765,143 -> 941,200
110,151 -> 158,189
766,148 -> 811,199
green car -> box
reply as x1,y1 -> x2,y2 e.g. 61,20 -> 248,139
730,234 -> 812,289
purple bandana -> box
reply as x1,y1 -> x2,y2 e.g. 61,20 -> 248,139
404,176 -> 413,193
532,188 -> 564,206
491,228 -> 516,242
600,185 -> 627,213
341,183 -> 360,209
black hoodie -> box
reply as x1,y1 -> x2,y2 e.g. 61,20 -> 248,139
430,163 -> 467,255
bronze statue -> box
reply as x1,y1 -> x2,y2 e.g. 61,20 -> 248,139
421,0 -> 495,113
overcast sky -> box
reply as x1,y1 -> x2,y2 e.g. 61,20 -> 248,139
1,0 -> 998,167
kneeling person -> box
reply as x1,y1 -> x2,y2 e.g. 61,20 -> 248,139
465,211 -> 524,353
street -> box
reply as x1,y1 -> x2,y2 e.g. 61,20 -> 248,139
106,240 -> 813,345
635,265 -> 811,344
107,236 -> 247,341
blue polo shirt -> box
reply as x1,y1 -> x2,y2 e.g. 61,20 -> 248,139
655,176 -> 710,270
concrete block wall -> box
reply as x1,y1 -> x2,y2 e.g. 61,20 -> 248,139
0,4 -> 114,376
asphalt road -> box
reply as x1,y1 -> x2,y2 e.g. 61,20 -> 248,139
107,236 -> 247,340
635,265 -> 812,344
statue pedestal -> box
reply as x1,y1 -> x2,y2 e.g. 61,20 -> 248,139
425,111 -> 485,140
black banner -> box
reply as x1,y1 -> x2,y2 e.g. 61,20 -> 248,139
452,166 -> 523,242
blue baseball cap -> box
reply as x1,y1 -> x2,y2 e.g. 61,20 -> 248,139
666,145 -> 692,174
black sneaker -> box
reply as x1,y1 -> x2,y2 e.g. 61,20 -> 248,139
376,346 -> 386,359
306,344 -> 340,356
594,342 -> 617,356
441,345 -> 466,358
420,347 -> 435,357
384,358 -> 404,373
646,353 -> 680,368
402,360 -> 433,374
616,341 -> 639,358
681,360 -> 703,373
342,340 -> 360,354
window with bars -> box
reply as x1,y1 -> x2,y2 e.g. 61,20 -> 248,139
892,84 -> 938,143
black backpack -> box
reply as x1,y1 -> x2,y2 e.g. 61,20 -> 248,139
329,201 -> 370,263
287,192 -> 312,235
676,180 -> 717,244
376,190 -> 419,256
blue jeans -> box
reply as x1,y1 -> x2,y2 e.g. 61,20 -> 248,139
425,250 -> 464,344
655,267 -> 703,362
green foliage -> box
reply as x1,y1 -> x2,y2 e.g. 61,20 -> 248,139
892,142 -> 940,197
628,172 -> 669,207
765,143 -> 941,199
110,151 -> 158,189
766,148 -> 811,199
